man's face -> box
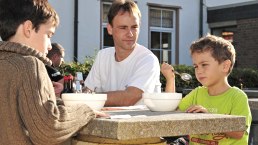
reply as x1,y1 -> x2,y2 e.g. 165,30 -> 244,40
28,20 -> 56,55
107,11 -> 140,51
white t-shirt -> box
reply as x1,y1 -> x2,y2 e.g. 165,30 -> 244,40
85,44 -> 161,104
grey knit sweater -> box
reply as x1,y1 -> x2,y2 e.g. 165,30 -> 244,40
0,41 -> 95,145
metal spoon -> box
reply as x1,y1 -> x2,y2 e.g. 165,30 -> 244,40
173,70 -> 192,82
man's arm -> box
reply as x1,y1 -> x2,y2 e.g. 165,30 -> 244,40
105,86 -> 143,106
83,86 -> 143,106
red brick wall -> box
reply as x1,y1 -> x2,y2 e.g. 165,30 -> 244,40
234,18 -> 258,68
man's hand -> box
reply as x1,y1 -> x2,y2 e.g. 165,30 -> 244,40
82,87 -> 94,93
186,105 -> 208,113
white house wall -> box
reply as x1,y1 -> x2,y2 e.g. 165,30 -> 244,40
135,0 -> 199,65
48,0 -> 255,65
176,0 -> 200,65
77,0 -> 101,62
49,0 -> 74,62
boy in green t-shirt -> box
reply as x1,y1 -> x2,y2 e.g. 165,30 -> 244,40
161,34 -> 252,145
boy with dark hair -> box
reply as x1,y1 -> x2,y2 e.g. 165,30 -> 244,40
0,0 -> 106,144
162,34 -> 252,144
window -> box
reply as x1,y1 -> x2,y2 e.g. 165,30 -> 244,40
211,26 -> 236,43
101,1 -> 114,49
211,26 -> 237,66
149,7 -> 176,64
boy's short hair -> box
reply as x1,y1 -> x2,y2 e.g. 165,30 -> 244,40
0,0 -> 59,41
47,43 -> 64,58
190,34 -> 236,73
107,0 -> 141,26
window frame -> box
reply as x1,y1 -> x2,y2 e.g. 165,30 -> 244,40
148,3 -> 181,64
149,7 -> 176,64
100,1 -> 113,49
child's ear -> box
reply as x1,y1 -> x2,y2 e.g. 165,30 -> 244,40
23,20 -> 33,38
223,60 -> 231,72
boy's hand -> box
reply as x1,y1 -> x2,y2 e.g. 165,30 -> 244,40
94,110 -> 110,118
161,62 -> 175,80
52,81 -> 64,97
186,105 -> 208,113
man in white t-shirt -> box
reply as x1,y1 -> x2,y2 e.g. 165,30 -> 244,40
84,0 -> 161,106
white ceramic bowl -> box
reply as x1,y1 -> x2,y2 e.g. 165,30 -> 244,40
143,93 -> 182,111
62,93 -> 107,110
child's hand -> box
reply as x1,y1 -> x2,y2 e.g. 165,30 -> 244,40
52,81 -> 64,97
94,110 -> 110,118
186,105 -> 208,113
161,62 -> 175,80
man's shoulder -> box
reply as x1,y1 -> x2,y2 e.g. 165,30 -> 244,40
95,47 -> 115,62
136,44 -> 152,53
98,47 -> 115,54
135,44 -> 159,61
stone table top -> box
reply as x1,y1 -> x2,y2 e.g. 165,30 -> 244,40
78,110 -> 246,140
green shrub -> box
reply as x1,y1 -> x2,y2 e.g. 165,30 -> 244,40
229,67 -> 258,88
59,56 -> 94,79
59,58 -> 258,90
161,65 -> 258,92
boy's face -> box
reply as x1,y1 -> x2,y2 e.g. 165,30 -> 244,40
28,20 -> 56,55
192,51 -> 227,88
107,11 -> 140,52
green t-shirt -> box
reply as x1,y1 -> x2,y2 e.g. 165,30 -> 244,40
179,86 -> 252,145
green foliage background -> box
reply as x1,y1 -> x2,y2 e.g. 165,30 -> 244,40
59,59 -> 258,91
59,56 -> 94,80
